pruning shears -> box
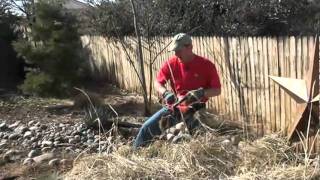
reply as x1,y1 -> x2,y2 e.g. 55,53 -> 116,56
164,93 -> 205,134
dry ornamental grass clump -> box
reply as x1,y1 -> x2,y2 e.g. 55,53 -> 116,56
65,131 -> 320,180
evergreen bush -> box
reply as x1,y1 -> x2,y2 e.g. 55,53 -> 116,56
14,0 -> 88,97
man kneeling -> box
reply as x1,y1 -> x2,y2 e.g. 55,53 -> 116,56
133,33 -> 221,148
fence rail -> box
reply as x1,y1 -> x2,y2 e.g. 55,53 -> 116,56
81,35 -> 320,151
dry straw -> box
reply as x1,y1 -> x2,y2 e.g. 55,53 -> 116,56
64,132 -> 320,180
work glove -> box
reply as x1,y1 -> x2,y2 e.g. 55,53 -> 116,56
185,88 -> 205,103
162,90 -> 176,104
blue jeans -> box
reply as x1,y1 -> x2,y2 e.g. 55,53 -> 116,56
133,107 -> 200,148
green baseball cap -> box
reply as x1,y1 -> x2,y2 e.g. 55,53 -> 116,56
168,33 -> 192,51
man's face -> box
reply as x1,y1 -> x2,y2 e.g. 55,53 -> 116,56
174,44 -> 192,61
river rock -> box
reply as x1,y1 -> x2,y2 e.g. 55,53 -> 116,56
14,125 -> 28,134
48,158 -> 60,166
231,135 -> 242,146
28,149 -> 41,158
41,147 -> 52,152
0,122 -> 7,130
8,121 -> 20,129
23,158 -> 35,165
23,131 -> 33,138
8,133 -> 20,140
28,120 -> 35,127
41,140 -> 53,147
33,153 -> 54,164
172,133 -> 191,144
3,149 -> 21,161
0,142 -> 7,149
221,139 -> 232,147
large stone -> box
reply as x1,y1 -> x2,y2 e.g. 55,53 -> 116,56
68,138 -> 75,144
34,122 -> 41,127
231,135 -> 242,146
33,153 -> 54,164
41,140 -> 53,147
40,124 -> 48,130
14,126 -> 29,134
74,135 -> 81,141
0,122 -> 7,131
48,158 -> 60,166
28,120 -> 35,127
0,142 -> 7,149
8,133 -> 20,140
65,147 -> 73,153
8,121 -> 20,129
172,133 -> 191,144
23,158 -> 35,165
29,126 -> 39,131
53,141 -> 60,146
166,133 -> 174,141
54,136 -> 63,142
3,149 -> 21,161
28,149 -> 41,158
41,147 -> 52,152
86,139 -> 94,144
23,131 -> 33,139
60,159 -> 68,165
3,134 -> 8,139
221,139 -> 232,147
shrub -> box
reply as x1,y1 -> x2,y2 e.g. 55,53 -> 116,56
13,0 -> 88,97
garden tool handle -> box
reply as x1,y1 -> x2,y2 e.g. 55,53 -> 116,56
172,95 -> 188,109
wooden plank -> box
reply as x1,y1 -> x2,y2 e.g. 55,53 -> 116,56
212,36 -> 222,113
221,37 -> 232,120
284,36 -> 291,135
253,37 -> 261,135
257,37 -> 265,136
301,37 -> 308,78
273,37 -> 281,132
214,36 -> 227,116
200,36 -> 213,110
262,37 -> 271,134
238,36 -> 247,127
234,37 -> 241,120
289,36 -> 297,134
207,36 -> 220,112
268,37 -> 276,132
277,37 -> 286,133
218,36 -> 227,116
230,37 -> 239,122
234,37 -> 242,123
307,36 -> 314,72
248,37 -> 257,134
242,37 -> 251,133
228,37 -> 237,121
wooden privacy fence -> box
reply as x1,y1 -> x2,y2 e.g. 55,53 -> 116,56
81,36 -> 319,138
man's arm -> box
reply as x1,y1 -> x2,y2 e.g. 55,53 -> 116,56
204,88 -> 221,98
154,80 -> 168,95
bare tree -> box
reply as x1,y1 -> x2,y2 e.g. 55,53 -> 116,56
130,0 -> 150,115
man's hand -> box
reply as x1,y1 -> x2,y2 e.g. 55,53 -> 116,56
185,88 -> 205,103
162,90 -> 176,104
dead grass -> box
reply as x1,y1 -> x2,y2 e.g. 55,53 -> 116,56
64,132 -> 320,180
